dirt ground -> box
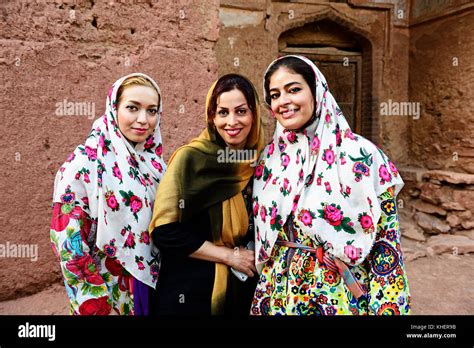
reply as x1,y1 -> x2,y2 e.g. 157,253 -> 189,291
0,253 -> 472,315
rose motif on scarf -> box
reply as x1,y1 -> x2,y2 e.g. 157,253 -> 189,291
318,203 -> 355,234
379,164 -> 392,185
284,130 -> 298,144
269,201 -> 283,232
119,190 -> 143,221
151,159 -> 164,173
255,161 -> 264,179
280,178 -> 292,196
267,142 -> 275,157
322,144 -> 336,169
280,153 -> 290,170
358,212 -> 375,234
344,242 -> 362,263
105,190 -> 120,211
112,162 -> 123,184
297,208 -> 316,227
311,136 -> 320,156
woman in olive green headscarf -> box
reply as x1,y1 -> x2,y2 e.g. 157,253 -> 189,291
149,74 -> 264,315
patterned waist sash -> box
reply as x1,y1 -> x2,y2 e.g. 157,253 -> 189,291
275,240 -> 366,300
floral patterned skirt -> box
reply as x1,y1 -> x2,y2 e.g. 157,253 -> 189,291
250,225 -> 411,315
251,226 -> 369,315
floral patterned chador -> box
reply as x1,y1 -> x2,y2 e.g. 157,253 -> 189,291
251,55 -> 411,315
50,73 -> 166,315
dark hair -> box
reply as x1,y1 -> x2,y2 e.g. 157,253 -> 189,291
263,56 -> 316,106
207,74 -> 258,123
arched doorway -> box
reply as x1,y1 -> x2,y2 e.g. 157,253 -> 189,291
279,19 -> 373,140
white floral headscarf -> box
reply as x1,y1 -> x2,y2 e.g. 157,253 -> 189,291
53,73 -> 167,287
253,55 -> 403,272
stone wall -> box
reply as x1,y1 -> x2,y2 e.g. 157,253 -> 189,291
0,0 -> 219,301
401,3 -> 474,260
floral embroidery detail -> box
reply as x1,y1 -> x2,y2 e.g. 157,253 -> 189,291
269,202 -> 283,232
324,110 -> 332,125
334,124 -> 342,147
324,181 -> 332,195
377,302 -> 400,315
379,164 -> 392,185
358,212 -> 375,234
344,128 -> 357,141
311,135 -> 320,156
105,190 -> 120,211
255,161 -> 264,180
317,203 -> 355,234
253,198 -> 260,218
339,151 -> 346,165
119,191 -> 143,221
322,145 -> 335,169
297,208 -> 316,227
267,142 -> 275,157
104,239 -> 117,257
341,184 -> 351,198
135,256 -> 145,270
278,137 -> 287,152
124,232 -> 136,249
316,172 -> 323,186
151,158 -> 163,173
139,231 -> 150,245
151,143 -> 162,157
260,205 -> 267,223
352,162 -> 370,182
381,198 -> 396,215
388,161 -> 399,177
280,153 -> 290,170
112,162 -> 123,184
285,130 -> 298,144
143,136 -> 156,153
344,242 -> 362,262
99,134 -> 111,156
81,146 -> 98,161
280,178 -> 292,196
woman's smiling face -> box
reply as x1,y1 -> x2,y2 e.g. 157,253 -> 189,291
212,88 -> 253,149
116,85 -> 160,144
268,67 -> 315,130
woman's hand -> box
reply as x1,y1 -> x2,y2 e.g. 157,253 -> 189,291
190,242 -> 257,277
226,246 -> 256,277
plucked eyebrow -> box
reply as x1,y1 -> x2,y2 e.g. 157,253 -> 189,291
269,81 -> 302,93
127,100 -> 158,108
217,103 -> 248,110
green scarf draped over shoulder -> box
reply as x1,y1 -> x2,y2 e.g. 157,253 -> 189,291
149,79 -> 264,314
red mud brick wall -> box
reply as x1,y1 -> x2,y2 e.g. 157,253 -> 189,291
409,9 -> 474,173
0,0 -> 219,300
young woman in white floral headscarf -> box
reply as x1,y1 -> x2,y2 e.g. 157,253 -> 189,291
251,55 -> 411,315
50,73 -> 166,315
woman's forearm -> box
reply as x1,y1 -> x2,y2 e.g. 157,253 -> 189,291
189,241 -> 232,265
